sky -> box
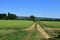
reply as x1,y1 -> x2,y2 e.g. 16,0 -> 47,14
0,0 -> 60,18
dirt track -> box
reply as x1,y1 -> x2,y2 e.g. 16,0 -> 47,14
37,24 -> 50,39
23,23 -> 35,31
22,23 -> 51,40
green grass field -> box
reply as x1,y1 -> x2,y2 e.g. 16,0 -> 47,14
0,20 -> 34,29
0,20 -> 34,40
41,21 -> 60,28
0,20 -> 35,40
0,20 -> 45,40
0,30 -> 16,34
1,20 -> 60,40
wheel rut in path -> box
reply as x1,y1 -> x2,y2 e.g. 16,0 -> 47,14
37,24 -> 51,40
22,23 -> 51,40
23,23 -> 36,31
22,23 -> 36,40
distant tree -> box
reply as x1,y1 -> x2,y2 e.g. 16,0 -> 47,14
0,14 -> 3,19
29,15 -> 35,21
2,14 -> 7,19
8,12 -> 17,19
0,13 -> 7,19
55,19 -> 60,21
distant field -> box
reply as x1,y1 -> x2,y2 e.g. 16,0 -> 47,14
41,21 -> 60,28
0,20 -> 34,29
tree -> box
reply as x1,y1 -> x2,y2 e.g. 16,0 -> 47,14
2,14 -> 7,19
0,13 -> 7,19
30,15 -> 35,21
0,14 -> 3,19
8,12 -> 17,19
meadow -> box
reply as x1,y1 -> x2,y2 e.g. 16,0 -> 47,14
0,20 -> 60,40
0,20 -> 35,40
0,20 -> 34,29
41,21 -> 60,28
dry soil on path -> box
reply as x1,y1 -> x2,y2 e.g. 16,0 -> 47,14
37,24 -> 51,39
23,23 -> 36,31
22,23 -> 51,40
47,28 -> 60,30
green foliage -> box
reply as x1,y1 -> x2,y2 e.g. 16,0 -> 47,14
0,12 -> 17,20
30,15 -> 35,22
8,12 -> 17,19
0,13 -> 7,19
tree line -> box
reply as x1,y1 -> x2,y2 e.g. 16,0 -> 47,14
0,12 -> 60,21
39,18 -> 60,21
0,12 -> 35,21
0,12 -> 17,20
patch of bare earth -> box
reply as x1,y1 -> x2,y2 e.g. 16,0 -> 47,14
47,28 -> 60,30
23,23 -> 36,31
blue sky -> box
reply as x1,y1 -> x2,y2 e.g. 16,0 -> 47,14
0,0 -> 60,18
